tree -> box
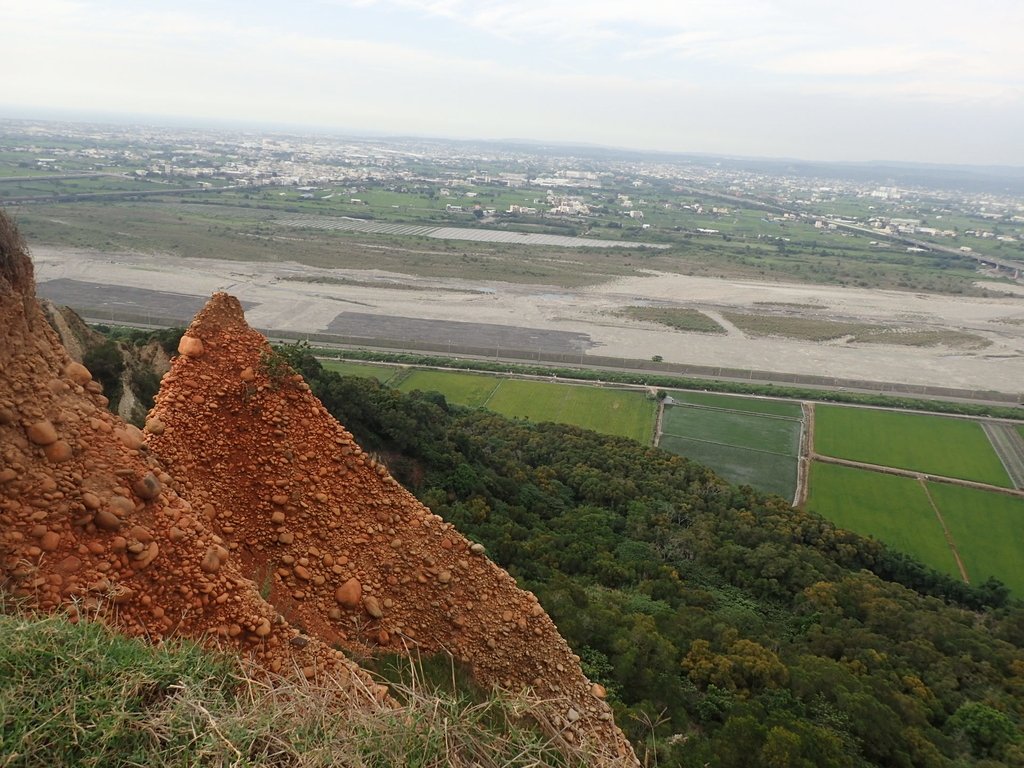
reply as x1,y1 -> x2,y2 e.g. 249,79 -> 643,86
947,702 -> 1019,759
83,340 -> 125,407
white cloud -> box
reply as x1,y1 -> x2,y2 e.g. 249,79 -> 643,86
2,0 -> 1023,163
329,0 -> 1024,102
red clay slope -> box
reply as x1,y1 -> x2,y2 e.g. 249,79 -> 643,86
0,213 -> 385,705
146,292 -> 637,763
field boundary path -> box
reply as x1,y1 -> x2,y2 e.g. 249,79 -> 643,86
812,454 -> 1024,499
794,403 -> 814,507
480,380 -> 503,408
919,478 -> 971,583
653,395 -> 666,447
982,422 -> 1024,489
669,402 -> 801,421
658,432 -> 794,458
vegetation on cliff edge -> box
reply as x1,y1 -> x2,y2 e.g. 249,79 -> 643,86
285,346 -> 1024,768
0,607 -> 584,768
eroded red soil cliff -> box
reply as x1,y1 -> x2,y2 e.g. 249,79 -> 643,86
147,292 -> 635,760
0,208 -> 636,763
0,215 -> 384,705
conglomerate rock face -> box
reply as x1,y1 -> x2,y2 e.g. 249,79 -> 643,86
0,205 -> 637,763
0,215 -> 385,706
146,292 -> 637,762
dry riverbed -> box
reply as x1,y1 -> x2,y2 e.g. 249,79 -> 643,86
31,246 -> 1024,392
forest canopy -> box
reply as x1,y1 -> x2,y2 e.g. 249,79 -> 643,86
277,345 -> 1024,767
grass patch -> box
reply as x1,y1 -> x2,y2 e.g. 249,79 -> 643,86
659,435 -> 797,499
0,608 -> 586,768
398,369 -> 500,408
722,312 -> 989,348
927,484 -> 1024,594
804,463 -> 961,579
617,306 -> 725,334
852,328 -> 991,348
814,406 -> 1013,487
319,359 -> 398,383
668,390 -> 803,418
10,202 -> 644,288
486,380 -> 657,442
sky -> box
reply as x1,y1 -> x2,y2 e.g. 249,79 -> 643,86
3,0 -> 1023,165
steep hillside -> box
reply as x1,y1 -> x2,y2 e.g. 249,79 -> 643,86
145,292 -> 634,761
0,214 -> 385,729
41,303 -> 175,425
0,209 -> 636,766
284,354 -> 1024,766
40,300 -> 103,362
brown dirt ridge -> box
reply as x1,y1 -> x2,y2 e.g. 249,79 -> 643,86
0,213 -> 388,706
146,290 -> 635,762
0,209 -> 636,765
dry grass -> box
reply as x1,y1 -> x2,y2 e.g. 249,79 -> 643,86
0,604 -> 595,768
617,306 -> 725,334
722,311 -> 990,348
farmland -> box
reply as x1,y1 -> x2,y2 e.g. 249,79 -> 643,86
662,403 -> 800,456
316,361 -> 1024,593
806,403 -> 1024,593
397,370 -> 500,409
927,484 -> 1024,594
486,380 -> 656,443
813,405 -> 1012,487
319,360 -> 398,382
322,361 -> 798,491
394,369 -> 656,442
658,395 -> 803,499
660,435 -> 797,499
804,463 -> 962,579
668,391 -> 803,418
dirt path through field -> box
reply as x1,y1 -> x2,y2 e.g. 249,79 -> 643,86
811,454 -> 1024,498
794,402 -> 814,507
701,309 -> 745,338
653,396 -> 666,447
982,422 -> 1024,489
919,478 -> 971,583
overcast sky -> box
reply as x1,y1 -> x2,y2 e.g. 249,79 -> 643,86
3,0 -> 1022,165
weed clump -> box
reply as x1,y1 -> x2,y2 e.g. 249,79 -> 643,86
0,606 -> 587,767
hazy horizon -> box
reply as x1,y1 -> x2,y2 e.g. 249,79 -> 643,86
4,0 -> 1023,166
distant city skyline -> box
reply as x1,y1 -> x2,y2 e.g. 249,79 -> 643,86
4,0 -> 1023,166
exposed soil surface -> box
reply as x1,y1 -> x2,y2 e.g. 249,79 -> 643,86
146,292 -> 633,761
0,229 -> 386,705
32,246 -> 1024,391
1,221 -> 636,765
